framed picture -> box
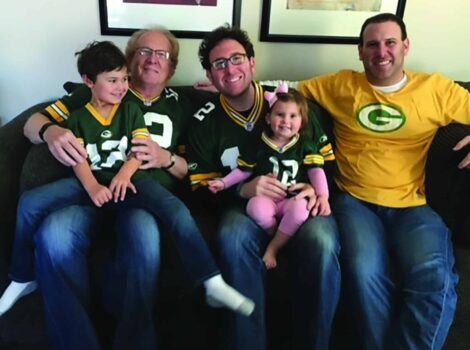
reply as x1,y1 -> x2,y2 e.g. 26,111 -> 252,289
99,0 -> 241,38
260,0 -> 407,44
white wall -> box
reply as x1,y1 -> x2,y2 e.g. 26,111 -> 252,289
1,0 -> 470,125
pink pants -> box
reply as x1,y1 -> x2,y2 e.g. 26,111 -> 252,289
246,195 -> 310,236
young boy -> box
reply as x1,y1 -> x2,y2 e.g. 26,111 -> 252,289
0,41 -> 254,318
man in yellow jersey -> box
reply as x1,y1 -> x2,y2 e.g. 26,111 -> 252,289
298,13 -> 470,350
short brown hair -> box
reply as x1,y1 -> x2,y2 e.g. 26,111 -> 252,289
359,13 -> 407,46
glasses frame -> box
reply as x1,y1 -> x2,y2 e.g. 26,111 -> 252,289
137,47 -> 171,60
210,53 -> 248,71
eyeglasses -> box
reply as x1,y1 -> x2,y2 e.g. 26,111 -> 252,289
210,53 -> 247,70
137,47 -> 170,60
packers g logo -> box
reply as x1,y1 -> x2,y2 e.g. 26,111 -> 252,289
101,130 -> 112,138
357,104 -> 406,133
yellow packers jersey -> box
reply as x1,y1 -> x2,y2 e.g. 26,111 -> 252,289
299,70 -> 470,207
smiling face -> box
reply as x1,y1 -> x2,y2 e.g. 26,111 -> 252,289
205,39 -> 256,99
85,67 -> 129,106
129,31 -> 174,89
266,100 -> 302,145
358,20 -> 409,86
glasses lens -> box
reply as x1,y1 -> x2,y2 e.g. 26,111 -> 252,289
138,48 -> 169,60
138,48 -> 151,56
155,50 -> 170,60
211,59 -> 227,70
230,54 -> 246,65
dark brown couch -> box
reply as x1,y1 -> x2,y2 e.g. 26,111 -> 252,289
0,85 -> 469,349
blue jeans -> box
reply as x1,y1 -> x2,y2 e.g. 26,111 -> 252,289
11,177 -> 92,282
35,205 -> 160,350
333,193 -> 458,350
123,176 -> 219,284
217,204 -> 340,350
12,176 -> 218,285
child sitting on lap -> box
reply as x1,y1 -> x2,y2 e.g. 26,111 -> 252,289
209,83 -> 333,269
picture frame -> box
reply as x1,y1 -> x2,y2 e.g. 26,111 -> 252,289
99,0 -> 241,38
260,0 -> 407,44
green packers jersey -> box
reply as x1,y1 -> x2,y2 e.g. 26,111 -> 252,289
237,132 -> 327,186
44,85 -> 194,190
187,82 -> 334,190
65,101 -> 149,185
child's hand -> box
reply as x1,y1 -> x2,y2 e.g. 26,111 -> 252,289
87,183 -> 112,207
109,174 -> 137,202
208,179 -> 225,194
311,195 -> 331,217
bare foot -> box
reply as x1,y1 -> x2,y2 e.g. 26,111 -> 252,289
263,252 -> 277,269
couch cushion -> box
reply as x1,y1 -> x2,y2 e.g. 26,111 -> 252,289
20,144 -> 70,193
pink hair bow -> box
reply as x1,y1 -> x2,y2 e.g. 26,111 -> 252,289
264,82 -> 289,108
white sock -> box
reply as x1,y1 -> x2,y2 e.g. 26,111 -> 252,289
0,281 -> 38,316
204,274 -> 255,317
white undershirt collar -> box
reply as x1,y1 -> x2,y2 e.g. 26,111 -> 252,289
371,73 -> 408,93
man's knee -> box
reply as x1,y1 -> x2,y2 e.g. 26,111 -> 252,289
115,209 -> 161,267
296,216 -> 339,253
217,208 -> 267,262
35,206 -> 97,260
403,255 -> 452,293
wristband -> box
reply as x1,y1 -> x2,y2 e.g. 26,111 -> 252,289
38,122 -> 56,142
162,152 -> 176,170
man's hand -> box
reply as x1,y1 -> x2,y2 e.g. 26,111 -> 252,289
289,183 -> 317,211
453,135 -> 470,169
310,195 -> 331,217
193,80 -> 219,93
131,138 -> 169,170
44,124 -> 88,166
240,173 -> 287,201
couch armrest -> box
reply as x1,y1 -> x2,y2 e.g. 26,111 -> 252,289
426,123 -> 470,246
0,103 -> 51,223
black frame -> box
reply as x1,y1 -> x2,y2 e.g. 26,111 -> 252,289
260,0 -> 406,44
99,0 -> 242,38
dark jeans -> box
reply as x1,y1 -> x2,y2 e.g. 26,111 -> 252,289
13,175 -> 220,350
36,205 -> 160,350
333,193 -> 459,350
11,176 -> 218,284
217,204 -> 340,350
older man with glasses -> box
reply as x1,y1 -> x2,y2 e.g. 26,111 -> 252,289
20,27 -> 196,350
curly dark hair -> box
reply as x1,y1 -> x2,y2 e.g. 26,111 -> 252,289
198,24 -> 255,70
